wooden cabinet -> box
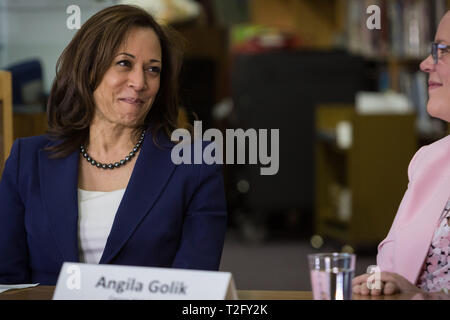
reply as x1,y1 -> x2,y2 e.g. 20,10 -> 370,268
315,105 -> 417,248
0,71 -> 13,174
13,112 -> 47,141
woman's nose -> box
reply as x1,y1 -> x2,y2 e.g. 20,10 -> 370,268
420,54 -> 435,73
128,68 -> 147,91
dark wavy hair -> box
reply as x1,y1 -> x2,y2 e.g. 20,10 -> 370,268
45,4 -> 185,157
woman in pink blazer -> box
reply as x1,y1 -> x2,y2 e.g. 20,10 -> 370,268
353,12 -> 450,297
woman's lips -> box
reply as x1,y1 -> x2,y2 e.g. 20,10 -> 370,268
428,81 -> 443,90
119,98 -> 144,105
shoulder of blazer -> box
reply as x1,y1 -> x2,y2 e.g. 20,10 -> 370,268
14,134 -> 57,153
426,133 -> 450,152
8,134 -> 55,165
408,134 -> 450,181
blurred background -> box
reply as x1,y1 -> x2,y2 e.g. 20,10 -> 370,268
1,0 -> 449,290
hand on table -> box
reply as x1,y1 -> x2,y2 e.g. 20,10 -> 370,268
352,271 -> 422,296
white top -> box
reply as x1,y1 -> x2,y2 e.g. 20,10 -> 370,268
77,188 -> 126,264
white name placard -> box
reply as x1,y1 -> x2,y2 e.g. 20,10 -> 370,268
53,262 -> 237,300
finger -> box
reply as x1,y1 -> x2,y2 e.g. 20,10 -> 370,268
360,283 -> 370,295
379,272 -> 419,293
370,281 -> 384,296
370,288 -> 383,296
352,273 -> 370,286
383,281 -> 397,295
352,284 -> 361,295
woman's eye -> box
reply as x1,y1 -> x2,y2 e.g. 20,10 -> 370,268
117,60 -> 131,67
147,66 -> 161,74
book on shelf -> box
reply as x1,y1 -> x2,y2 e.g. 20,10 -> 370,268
347,0 -> 447,59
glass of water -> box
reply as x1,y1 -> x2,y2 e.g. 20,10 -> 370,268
308,252 -> 356,300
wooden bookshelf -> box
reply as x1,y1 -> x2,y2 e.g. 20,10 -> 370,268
344,0 -> 448,91
248,0 -> 446,92
0,71 -> 13,175
315,105 -> 417,248
248,0 -> 346,49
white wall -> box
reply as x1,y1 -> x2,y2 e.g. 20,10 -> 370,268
0,0 -> 117,93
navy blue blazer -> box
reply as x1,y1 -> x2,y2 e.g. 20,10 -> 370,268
0,130 -> 227,285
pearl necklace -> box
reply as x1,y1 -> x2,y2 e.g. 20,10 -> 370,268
80,130 -> 145,169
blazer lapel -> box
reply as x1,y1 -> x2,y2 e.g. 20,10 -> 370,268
39,144 -> 80,262
99,130 -> 176,264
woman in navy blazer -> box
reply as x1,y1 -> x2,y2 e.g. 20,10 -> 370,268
0,5 -> 227,285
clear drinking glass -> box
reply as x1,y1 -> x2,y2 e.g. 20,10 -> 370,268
308,252 -> 356,300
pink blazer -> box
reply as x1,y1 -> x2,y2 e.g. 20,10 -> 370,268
377,134 -> 450,284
